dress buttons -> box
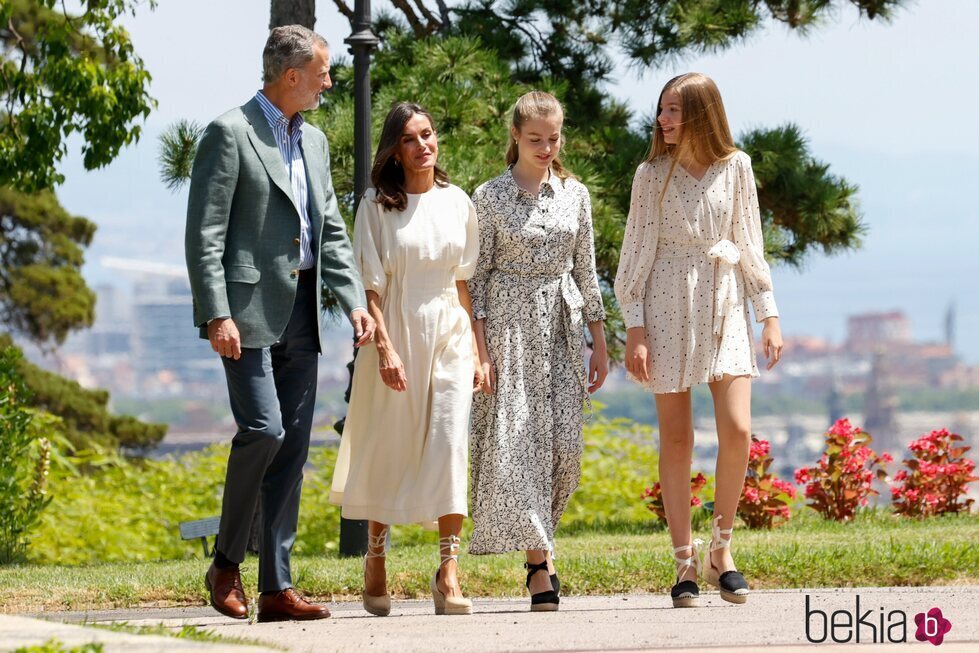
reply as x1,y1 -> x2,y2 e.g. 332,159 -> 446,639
293,237 -> 300,245
290,269 -> 298,279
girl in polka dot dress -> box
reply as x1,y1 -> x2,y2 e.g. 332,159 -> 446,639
613,73 -> 783,608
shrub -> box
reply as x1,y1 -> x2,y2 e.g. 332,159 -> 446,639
891,428 -> 977,517
563,410 -> 663,529
795,418 -> 891,521
0,346 -> 55,564
641,472 -> 714,532
738,437 -> 796,529
642,472 -> 708,523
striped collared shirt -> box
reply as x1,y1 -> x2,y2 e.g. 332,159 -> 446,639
255,90 -> 315,270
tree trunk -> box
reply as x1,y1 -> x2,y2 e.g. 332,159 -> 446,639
270,0 -> 316,29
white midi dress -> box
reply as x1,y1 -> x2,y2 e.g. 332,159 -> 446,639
613,152 -> 779,394
330,184 -> 479,524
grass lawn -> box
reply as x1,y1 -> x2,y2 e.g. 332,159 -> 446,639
2,511 -> 976,612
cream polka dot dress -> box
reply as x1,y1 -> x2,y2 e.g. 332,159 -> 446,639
613,152 -> 778,394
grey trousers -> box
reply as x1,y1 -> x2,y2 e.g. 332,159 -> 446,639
216,270 -> 319,592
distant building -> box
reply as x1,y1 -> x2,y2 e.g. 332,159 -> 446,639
846,311 -> 910,352
864,348 -> 899,454
131,278 -> 222,395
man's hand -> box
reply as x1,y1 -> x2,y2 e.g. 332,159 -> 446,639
208,318 -> 242,360
351,308 -> 376,348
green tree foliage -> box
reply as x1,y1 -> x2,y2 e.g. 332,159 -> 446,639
0,335 -> 167,452
0,346 -> 54,564
0,0 -> 156,192
0,186 -> 97,344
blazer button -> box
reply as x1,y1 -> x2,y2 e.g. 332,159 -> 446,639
293,238 -> 300,245
290,269 -> 298,279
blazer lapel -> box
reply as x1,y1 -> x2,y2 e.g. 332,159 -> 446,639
302,125 -> 325,237
242,98 -> 302,218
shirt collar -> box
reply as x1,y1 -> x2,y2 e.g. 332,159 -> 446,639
505,166 -> 562,198
255,90 -> 304,134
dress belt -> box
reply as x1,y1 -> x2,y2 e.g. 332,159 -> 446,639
492,269 -> 590,410
707,240 -> 740,337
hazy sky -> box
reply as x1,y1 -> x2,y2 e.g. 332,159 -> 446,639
54,1 -> 979,362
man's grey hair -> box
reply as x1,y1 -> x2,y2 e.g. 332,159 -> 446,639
262,25 -> 329,83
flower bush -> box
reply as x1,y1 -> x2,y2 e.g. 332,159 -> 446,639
738,437 -> 797,529
642,472 -> 708,525
891,428 -> 977,517
795,418 -> 891,521
1,346 -> 56,564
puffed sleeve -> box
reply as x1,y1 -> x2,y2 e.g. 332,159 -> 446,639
613,163 -> 660,328
571,182 -> 607,323
467,185 -> 494,320
352,190 -> 387,297
455,194 -> 479,281
732,152 -> 779,322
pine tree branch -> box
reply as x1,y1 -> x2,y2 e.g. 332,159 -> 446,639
412,0 -> 442,31
435,0 -> 451,32
331,0 -> 354,23
390,0 -> 430,36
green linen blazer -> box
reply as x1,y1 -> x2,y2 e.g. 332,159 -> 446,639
185,97 -> 366,350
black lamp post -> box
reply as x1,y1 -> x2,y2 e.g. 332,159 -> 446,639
337,0 -> 379,558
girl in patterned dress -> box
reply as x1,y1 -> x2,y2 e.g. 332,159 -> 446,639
467,91 -> 608,612
614,73 -> 784,608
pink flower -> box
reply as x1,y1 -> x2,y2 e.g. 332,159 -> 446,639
691,496 -> 702,507
904,489 -> 920,502
744,487 -> 760,504
894,470 -> 909,481
829,418 -> 853,438
804,483 -> 819,498
795,468 -> 810,485
890,486 -> 902,498
880,452 -> 893,464
925,494 -> 940,507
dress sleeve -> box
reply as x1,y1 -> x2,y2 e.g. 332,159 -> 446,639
571,183 -> 607,324
352,191 -> 387,297
455,194 -> 480,281
467,186 -> 494,320
613,163 -> 660,328
732,153 -> 779,322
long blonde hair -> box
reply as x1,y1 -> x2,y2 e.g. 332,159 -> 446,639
646,73 -> 737,197
505,91 -> 574,180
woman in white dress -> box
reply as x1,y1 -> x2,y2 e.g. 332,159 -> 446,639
468,91 -> 608,612
614,74 -> 783,608
331,102 -> 481,617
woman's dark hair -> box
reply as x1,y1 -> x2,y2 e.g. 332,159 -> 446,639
370,102 -> 449,212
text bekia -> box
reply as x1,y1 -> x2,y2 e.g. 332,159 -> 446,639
804,595 -> 907,644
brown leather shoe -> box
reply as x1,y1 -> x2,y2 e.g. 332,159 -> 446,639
257,588 -> 331,622
205,562 -> 248,620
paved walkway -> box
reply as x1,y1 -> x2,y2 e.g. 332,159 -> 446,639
11,587 -> 979,652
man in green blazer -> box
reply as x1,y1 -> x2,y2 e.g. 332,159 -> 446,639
185,25 -> 374,623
